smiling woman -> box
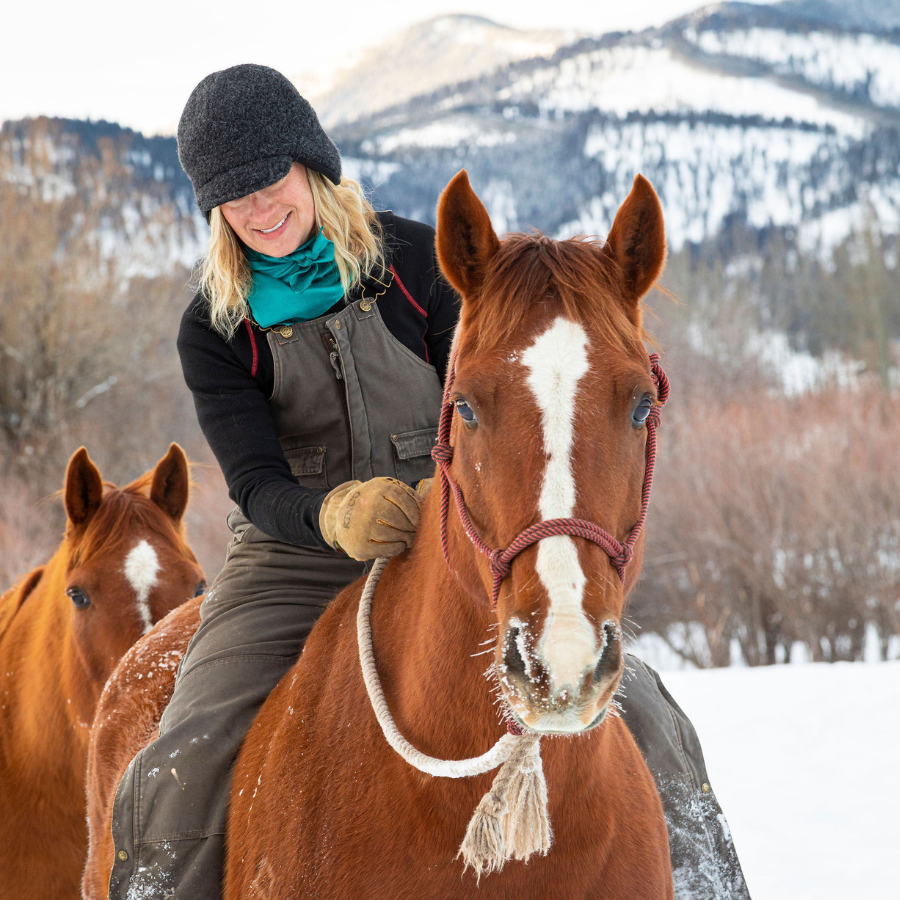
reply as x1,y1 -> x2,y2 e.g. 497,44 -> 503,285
219,164 -> 317,253
100,63 -> 459,900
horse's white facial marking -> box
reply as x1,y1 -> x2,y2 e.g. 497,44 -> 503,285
521,317 -> 596,693
124,540 -> 160,634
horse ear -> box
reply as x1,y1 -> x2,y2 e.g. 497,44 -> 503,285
150,443 -> 190,523
436,169 -> 500,299
64,447 -> 104,532
604,174 -> 666,317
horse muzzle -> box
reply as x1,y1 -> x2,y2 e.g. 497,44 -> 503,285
498,618 -> 624,735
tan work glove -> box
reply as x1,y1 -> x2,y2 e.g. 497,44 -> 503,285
319,477 -> 423,561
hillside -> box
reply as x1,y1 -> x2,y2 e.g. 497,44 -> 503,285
329,4 -> 900,258
5,4 -> 900,269
296,14 -> 580,129
0,117 -> 205,280
1,3 -> 897,670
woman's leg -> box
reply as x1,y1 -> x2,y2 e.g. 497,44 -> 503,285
108,517 -> 365,900
620,655 -> 752,900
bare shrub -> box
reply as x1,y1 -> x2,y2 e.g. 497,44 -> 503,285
0,475 -> 59,592
0,118 -> 205,489
632,376 -> 900,666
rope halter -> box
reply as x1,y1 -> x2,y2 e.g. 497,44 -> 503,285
431,352 -> 670,608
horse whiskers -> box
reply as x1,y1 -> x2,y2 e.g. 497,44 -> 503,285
470,647 -> 496,658
482,664 -> 516,727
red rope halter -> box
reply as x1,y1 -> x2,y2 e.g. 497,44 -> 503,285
431,351 -> 670,610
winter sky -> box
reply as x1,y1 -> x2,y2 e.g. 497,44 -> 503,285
3,0 -> 771,136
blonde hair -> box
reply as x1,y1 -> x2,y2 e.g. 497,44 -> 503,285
199,168 -> 385,340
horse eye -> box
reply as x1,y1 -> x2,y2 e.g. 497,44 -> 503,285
193,581 -> 208,598
66,587 -> 91,609
455,398 -> 477,423
632,395 -> 653,427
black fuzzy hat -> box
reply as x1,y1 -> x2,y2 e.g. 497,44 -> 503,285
177,63 -> 341,216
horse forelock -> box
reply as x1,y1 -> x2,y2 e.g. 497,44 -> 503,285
462,232 -> 647,358
67,475 -> 192,571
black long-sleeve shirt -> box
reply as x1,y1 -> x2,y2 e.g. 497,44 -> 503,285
177,213 -> 459,549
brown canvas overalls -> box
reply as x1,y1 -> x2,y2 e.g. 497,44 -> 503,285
109,297 -> 750,900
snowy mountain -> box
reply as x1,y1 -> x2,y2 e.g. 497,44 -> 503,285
295,15 -> 580,129
328,3 -> 900,258
778,0 -> 900,32
5,3 -> 900,276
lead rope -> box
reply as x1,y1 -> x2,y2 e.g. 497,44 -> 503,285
357,557 -> 552,878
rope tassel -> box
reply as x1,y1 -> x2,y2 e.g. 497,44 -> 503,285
503,736 -> 552,861
359,558 -> 554,880
459,733 -> 552,878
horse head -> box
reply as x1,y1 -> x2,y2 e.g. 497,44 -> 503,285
435,171 -> 666,736
62,444 -> 206,704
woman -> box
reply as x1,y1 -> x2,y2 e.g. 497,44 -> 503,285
109,64 -> 749,900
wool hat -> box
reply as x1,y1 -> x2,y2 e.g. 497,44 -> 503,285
177,63 -> 341,216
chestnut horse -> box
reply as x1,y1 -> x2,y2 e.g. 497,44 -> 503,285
85,171 -> 674,898
0,445 -> 206,900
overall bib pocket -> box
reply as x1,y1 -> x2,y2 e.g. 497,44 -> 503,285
391,427 -> 438,485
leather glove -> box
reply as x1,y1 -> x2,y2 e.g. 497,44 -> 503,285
319,477 -> 423,561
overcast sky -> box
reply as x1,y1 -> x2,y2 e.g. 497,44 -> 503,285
1,0 -> 772,136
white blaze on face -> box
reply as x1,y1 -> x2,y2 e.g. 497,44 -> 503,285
522,317 -> 596,693
124,539 -> 160,635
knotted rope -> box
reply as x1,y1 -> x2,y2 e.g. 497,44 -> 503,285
357,557 -> 551,876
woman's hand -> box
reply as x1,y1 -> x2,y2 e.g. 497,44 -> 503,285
319,477 -> 424,560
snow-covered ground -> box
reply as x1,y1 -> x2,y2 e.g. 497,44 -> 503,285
654,661 -> 899,900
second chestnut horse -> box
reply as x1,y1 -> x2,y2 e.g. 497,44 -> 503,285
0,445 -> 205,900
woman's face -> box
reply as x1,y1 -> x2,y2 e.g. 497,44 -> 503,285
220,162 -> 317,257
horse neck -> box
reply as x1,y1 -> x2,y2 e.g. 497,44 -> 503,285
0,543 -> 95,777
369,490 -> 504,758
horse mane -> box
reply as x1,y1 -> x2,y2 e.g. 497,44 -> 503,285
465,232 -> 646,356
68,471 -> 193,569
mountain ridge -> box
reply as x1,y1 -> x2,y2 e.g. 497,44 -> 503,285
4,2 -> 900,276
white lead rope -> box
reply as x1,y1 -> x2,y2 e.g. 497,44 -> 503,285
356,557 -> 553,877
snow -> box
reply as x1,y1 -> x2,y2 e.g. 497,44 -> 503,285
482,178 -> 519,234
687,27 -> 900,109
362,120 -> 516,154
340,157 -> 402,187
503,45 -> 865,136
655,660 -> 900,900
798,182 -> 900,259
743,331 -> 865,395
560,119 -> 852,249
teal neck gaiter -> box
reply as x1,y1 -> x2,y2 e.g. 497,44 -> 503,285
245,228 -> 344,328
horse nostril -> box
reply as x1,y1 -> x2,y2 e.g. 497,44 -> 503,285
503,624 -> 528,678
593,621 -> 622,685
